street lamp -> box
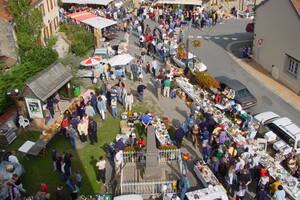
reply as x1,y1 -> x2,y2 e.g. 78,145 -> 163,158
7,88 -> 20,116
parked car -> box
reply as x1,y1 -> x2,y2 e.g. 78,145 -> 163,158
254,111 -> 280,124
215,76 -> 257,109
172,52 -> 207,72
259,117 -> 300,154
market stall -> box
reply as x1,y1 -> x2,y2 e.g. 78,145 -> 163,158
185,185 -> 228,200
175,74 -> 300,200
61,0 -> 113,6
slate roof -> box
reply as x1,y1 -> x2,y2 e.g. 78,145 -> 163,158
25,63 -> 73,102
256,0 -> 300,17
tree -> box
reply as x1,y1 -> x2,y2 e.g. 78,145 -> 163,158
8,0 -> 43,58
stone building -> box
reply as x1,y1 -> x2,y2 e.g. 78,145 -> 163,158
252,0 -> 300,94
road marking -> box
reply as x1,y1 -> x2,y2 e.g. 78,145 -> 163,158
214,37 -> 220,39
204,36 -> 211,39
197,36 -> 202,39
188,35 -> 194,39
223,37 -> 229,40
231,38 -> 238,40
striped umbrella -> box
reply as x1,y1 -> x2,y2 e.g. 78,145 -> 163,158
80,57 -> 102,66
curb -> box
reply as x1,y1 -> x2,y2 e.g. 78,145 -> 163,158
226,41 -> 300,112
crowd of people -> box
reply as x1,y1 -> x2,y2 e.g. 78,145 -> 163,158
171,100 -> 289,200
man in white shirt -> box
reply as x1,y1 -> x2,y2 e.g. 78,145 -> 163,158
151,57 -> 158,77
96,156 -> 106,183
8,151 -> 19,164
114,150 -> 123,174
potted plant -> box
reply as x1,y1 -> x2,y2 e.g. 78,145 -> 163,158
195,72 -> 220,89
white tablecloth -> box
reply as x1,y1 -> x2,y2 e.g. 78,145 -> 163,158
18,141 -> 35,154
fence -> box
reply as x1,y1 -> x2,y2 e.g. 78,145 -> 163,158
123,149 -> 181,164
120,180 -> 176,195
158,149 -> 181,163
123,151 -> 146,163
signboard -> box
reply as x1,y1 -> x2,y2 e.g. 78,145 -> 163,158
25,97 -> 44,118
257,38 -> 263,46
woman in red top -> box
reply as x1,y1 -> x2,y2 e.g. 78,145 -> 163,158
61,116 -> 69,138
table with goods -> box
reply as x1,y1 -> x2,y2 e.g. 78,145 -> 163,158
175,76 -> 300,200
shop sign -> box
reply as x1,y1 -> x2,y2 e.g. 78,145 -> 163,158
25,97 -> 44,118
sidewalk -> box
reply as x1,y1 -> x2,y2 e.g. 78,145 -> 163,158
228,53 -> 300,112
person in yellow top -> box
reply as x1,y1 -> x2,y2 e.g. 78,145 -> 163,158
77,120 -> 88,143
228,144 -> 237,157
270,177 -> 282,194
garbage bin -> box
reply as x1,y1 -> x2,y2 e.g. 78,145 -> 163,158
73,85 -> 80,97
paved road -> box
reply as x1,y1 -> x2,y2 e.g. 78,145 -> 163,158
185,19 -> 300,123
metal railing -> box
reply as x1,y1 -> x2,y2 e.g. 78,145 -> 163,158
121,180 -> 176,195
123,151 -> 146,163
123,149 -> 182,164
158,149 -> 181,163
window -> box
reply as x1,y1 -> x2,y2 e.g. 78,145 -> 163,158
50,0 -> 53,10
39,4 -> 45,16
44,27 -> 49,41
267,123 -> 295,147
287,56 -> 299,76
49,22 -> 53,36
46,0 -> 50,12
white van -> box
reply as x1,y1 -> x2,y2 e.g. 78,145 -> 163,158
260,117 -> 300,154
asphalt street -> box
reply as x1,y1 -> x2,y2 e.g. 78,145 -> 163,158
184,19 -> 300,124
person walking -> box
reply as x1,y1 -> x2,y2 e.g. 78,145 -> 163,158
51,148 -> 57,171
202,143 -> 211,163
255,186 -> 268,200
66,124 -> 77,149
97,96 -> 106,120
178,175 -> 190,200
88,117 -> 98,145
124,92 -> 134,111
114,150 -> 123,175
111,99 -> 118,118
151,57 -> 158,77
137,84 -> 147,102
272,185 -> 286,200
130,61 -> 139,81
96,156 -> 106,183
163,78 -> 171,98
90,92 -> 98,113
85,102 -> 95,118
191,124 -> 199,148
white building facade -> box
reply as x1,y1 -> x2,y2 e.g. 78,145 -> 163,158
253,0 -> 300,94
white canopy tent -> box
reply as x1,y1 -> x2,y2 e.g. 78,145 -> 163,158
61,0 -> 113,6
81,17 -> 117,30
154,0 -> 202,5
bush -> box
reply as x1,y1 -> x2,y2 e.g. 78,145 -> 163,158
70,32 -> 93,56
23,46 -> 58,67
60,23 -> 93,56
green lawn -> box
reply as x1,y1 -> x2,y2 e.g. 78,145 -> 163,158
3,104 -> 149,197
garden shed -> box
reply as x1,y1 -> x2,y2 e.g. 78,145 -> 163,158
21,63 -> 73,129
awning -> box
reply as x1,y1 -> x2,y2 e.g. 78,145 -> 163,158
61,0 -> 113,6
67,11 -> 97,21
154,0 -> 202,5
81,17 -> 117,30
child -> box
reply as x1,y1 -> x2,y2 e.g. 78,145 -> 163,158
75,170 -> 82,187
138,72 -> 143,82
